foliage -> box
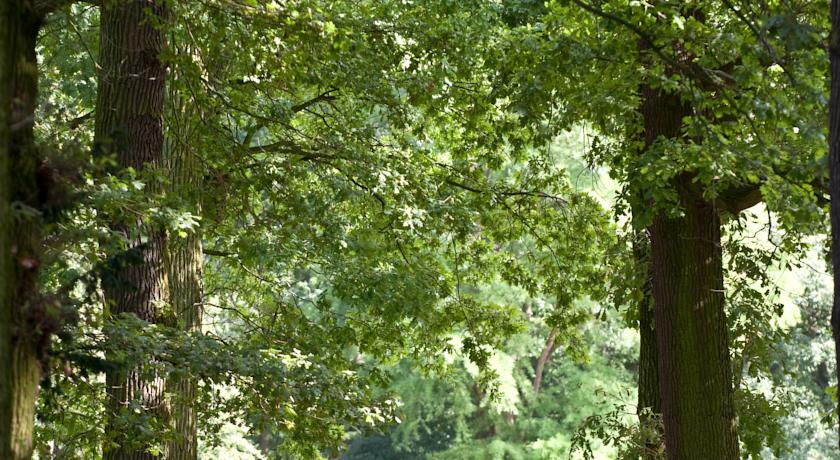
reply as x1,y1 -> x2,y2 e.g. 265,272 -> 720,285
343,295 -> 639,460
31,0 -> 615,457
13,0 -> 840,458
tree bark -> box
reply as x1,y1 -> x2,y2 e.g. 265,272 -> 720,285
1,3 -> 47,459
828,0 -> 840,451
258,430 -> 270,458
0,2 -> 17,456
163,69 -> 204,460
636,239 -> 659,415
95,1 -> 170,458
634,230 -> 662,459
649,191 -> 738,460
532,328 -> 556,393
641,85 -> 739,460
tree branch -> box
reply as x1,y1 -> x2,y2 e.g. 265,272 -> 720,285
445,179 -> 568,206
716,184 -> 764,214
291,89 -> 338,113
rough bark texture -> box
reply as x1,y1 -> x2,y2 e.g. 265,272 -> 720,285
164,79 -> 204,460
1,4 -> 46,459
634,230 -> 662,458
0,1 -> 15,455
634,227 -> 660,413
163,238 -> 201,460
96,1 -> 170,458
649,193 -> 738,459
829,0 -> 840,450
641,85 -> 739,460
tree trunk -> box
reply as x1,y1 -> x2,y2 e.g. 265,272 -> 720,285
163,241 -> 201,460
258,430 -> 270,458
636,238 -> 659,415
634,230 -> 662,459
641,85 -> 738,459
649,187 -> 738,460
1,3 -> 46,459
164,239 -> 201,460
637,291 -> 659,414
96,1 -> 170,458
164,72 -> 204,460
828,0 -> 840,451
532,328 -> 556,393
0,1 -> 17,456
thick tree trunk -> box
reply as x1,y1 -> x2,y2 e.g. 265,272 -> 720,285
634,230 -> 662,459
0,1 -> 17,456
164,81 -> 204,460
828,0 -> 840,451
649,191 -> 738,460
637,300 -> 659,415
641,85 -> 738,459
1,4 -> 46,459
634,227 -> 660,414
96,1 -> 170,458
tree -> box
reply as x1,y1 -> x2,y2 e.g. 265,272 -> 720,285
480,1 -> 827,456
36,1 -> 594,455
163,39 -> 205,460
640,79 -> 740,459
0,1 -> 18,457
94,0 -> 170,457
829,0 -> 840,450
633,230 -> 661,458
1,1 -> 71,457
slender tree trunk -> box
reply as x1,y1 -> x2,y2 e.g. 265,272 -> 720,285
164,73 -> 204,460
1,3 -> 47,459
532,328 -> 556,393
164,231 -> 202,460
258,430 -> 270,458
96,1 -> 170,458
641,86 -> 738,460
828,0 -> 840,451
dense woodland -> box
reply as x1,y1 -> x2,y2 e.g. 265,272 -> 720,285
3,0 -> 840,459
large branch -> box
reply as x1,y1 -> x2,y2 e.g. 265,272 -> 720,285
290,89 -> 338,113
715,184 -> 764,215
713,173 -> 829,215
